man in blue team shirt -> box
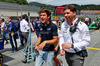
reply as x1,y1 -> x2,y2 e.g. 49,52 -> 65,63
16,17 -> 24,46
35,9 -> 58,66
7,16 -> 18,53
34,17 -> 42,38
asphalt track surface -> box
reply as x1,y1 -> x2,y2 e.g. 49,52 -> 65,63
0,29 -> 100,66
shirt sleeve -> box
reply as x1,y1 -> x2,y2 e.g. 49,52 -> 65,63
59,24 -> 64,50
16,21 -> 20,30
10,21 -> 14,32
34,21 -> 37,29
1,23 -> 4,28
52,24 -> 58,36
73,24 -> 90,51
25,22 -> 29,30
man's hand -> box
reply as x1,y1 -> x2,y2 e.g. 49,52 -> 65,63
60,49 -> 65,56
1,28 -> 3,32
38,24 -> 40,26
54,46 -> 58,52
37,41 -> 47,51
34,45 -> 38,54
62,43 -> 71,50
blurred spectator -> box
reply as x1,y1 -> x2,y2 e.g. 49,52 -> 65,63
20,14 -> 29,48
85,16 -> 89,26
62,18 -> 65,22
89,17 -> 91,26
7,16 -> 18,52
16,17 -> 24,46
0,18 -> 8,44
34,17 -> 42,38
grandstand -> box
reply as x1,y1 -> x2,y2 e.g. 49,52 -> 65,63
0,2 -> 41,20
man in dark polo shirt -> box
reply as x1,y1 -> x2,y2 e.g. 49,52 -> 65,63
35,9 -> 58,66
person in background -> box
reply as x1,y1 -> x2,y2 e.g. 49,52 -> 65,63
7,16 -> 18,53
85,16 -> 89,26
20,14 -> 29,63
52,20 -> 61,66
34,17 -> 42,38
20,14 -> 29,48
59,5 -> 90,66
0,18 -> 8,44
16,17 -> 24,47
88,17 -> 91,26
53,42 -> 61,66
35,9 -> 58,66
62,18 -> 65,22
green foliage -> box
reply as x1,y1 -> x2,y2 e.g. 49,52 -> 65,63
0,0 -> 28,5
62,4 -> 100,10
29,2 -> 100,10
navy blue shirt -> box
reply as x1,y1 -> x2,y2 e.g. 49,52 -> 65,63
34,20 -> 42,32
9,20 -> 16,32
16,20 -> 22,31
39,22 -> 58,51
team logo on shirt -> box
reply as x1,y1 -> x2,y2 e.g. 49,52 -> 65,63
63,31 -> 67,33
47,28 -> 51,30
40,28 -> 43,30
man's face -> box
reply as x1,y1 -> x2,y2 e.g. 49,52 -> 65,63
25,16 -> 28,22
40,12 -> 50,23
7,17 -> 10,22
64,9 -> 76,21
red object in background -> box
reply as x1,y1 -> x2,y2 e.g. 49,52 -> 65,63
31,20 -> 35,32
56,6 -> 65,14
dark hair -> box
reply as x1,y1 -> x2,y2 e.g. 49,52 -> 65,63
8,16 -> 12,20
64,5 -> 76,12
22,14 -> 27,19
2,19 -> 4,22
39,9 -> 51,21
39,9 -> 51,17
36,16 -> 39,20
17,17 -> 21,21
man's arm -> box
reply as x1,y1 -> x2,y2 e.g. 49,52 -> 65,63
54,41 -> 59,52
44,36 -> 58,45
73,24 -> 90,50
25,22 -> 29,31
35,34 -> 41,49
37,36 -> 58,50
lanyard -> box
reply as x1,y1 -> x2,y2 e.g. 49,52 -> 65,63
71,34 -> 77,53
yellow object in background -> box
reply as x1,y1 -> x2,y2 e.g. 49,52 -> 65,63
11,32 -> 13,36
0,53 -> 3,66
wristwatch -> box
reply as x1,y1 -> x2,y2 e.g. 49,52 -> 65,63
71,44 -> 74,48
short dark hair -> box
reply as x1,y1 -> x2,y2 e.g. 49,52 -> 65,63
22,14 -> 27,19
17,17 -> 21,21
8,16 -> 12,20
64,5 -> 76,12
2,19 -> 4,22
39,9 -> 51,17
36,16 -> 39,20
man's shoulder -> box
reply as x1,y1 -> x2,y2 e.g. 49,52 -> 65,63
79,21 -> 86,26
21,19 -> 27,23
78,21 -> 88,29
9,20 -> 13,22
50,22 -> 57,28
35,20 -> 41,23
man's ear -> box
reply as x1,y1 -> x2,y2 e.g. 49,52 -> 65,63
73,12 -> 76,16
48,15 -> 51,19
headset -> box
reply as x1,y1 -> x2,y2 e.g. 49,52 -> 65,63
69,20 -> 79,33
41,23 -> 50,30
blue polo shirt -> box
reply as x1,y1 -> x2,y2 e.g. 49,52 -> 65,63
39,22 -> 58,51
34,20 -> 42,32
16,20 -> 22,31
